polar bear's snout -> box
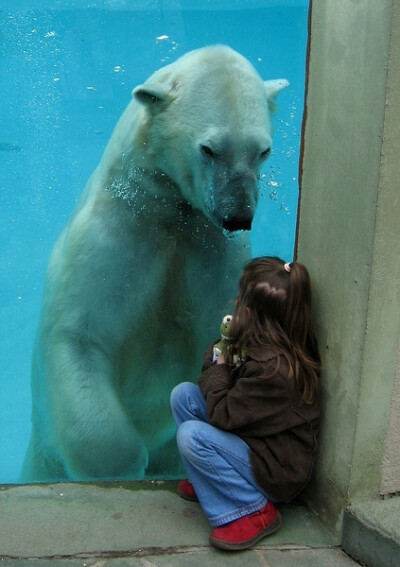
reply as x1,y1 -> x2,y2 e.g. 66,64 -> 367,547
222,200 -> 255,231
207,195 -> 256,232
215,170 -> 258,232
222,216 -> 252,232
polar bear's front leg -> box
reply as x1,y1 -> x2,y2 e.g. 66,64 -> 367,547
40,337 -> 149,480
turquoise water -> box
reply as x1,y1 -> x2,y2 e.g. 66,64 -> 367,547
0,0 -> 309,483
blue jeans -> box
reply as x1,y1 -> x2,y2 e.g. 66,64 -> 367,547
170,381 -> 268,527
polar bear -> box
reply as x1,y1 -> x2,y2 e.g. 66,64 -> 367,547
22,45 -> 288,482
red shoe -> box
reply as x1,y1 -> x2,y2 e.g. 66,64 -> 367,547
177,479 -> 199,502
209,501 -> 282,551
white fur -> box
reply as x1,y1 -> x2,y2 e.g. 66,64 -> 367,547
22,45 -> 287,481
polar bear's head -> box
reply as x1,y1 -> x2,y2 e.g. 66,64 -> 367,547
133,45 -> 288,232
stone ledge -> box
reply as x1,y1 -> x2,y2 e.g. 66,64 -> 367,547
0,482 -> 337,558
341,497 -> 400,567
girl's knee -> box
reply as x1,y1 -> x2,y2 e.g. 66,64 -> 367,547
177,420 -> 208,459
170,381 -> 198,410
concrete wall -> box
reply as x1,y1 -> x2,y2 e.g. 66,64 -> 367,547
381,341 -> 400,494
377,0 -> 400,496
297,0 -> 400,532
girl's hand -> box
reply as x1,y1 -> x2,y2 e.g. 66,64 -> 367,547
217,354 -> 226,365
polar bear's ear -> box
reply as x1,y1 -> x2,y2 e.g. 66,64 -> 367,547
264,79 -> 289,100
133,83 -> 171,106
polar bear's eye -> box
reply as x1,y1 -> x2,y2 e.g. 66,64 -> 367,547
200,145 -> 215,159
260,148 -> 271,160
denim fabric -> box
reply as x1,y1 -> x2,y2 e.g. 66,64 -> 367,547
170,381 -> 268,527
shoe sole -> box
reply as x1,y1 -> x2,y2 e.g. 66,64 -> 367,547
209,512 -> 282,551
177,490 -> 199,503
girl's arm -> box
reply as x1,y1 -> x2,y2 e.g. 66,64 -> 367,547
198,358 -> 290,433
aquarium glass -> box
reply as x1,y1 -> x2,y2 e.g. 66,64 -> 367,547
0,0 -> 309,483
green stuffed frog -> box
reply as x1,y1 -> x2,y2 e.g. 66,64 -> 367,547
212,314 -> 233,363
212,314 -> 246,365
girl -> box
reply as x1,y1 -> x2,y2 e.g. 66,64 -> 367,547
170,256 -> 321,551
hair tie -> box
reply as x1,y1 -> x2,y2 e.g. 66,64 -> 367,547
284,262 -> 292,273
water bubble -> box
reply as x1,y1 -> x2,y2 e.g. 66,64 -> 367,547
223,229 -> 241,241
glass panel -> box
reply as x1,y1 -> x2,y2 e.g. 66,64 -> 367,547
0,0 -> 309,483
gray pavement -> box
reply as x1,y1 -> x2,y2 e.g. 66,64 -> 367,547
0,549 -> 360,566
0,482 -> 361,565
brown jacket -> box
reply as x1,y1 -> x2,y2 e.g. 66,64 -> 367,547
197,343 -> 320,503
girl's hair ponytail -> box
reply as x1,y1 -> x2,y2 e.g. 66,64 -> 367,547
284,261 -> 320,404
285,262 -> 312,350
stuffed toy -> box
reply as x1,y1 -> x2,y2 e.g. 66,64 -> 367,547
212,314 -> 233,363
212,314 -> 246,365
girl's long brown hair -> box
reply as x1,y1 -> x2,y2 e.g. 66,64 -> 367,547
226,256 -> 321,405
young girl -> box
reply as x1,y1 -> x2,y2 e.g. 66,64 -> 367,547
170,256 -> 321,551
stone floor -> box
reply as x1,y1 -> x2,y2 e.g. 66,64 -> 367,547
0,481 -> 361,566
